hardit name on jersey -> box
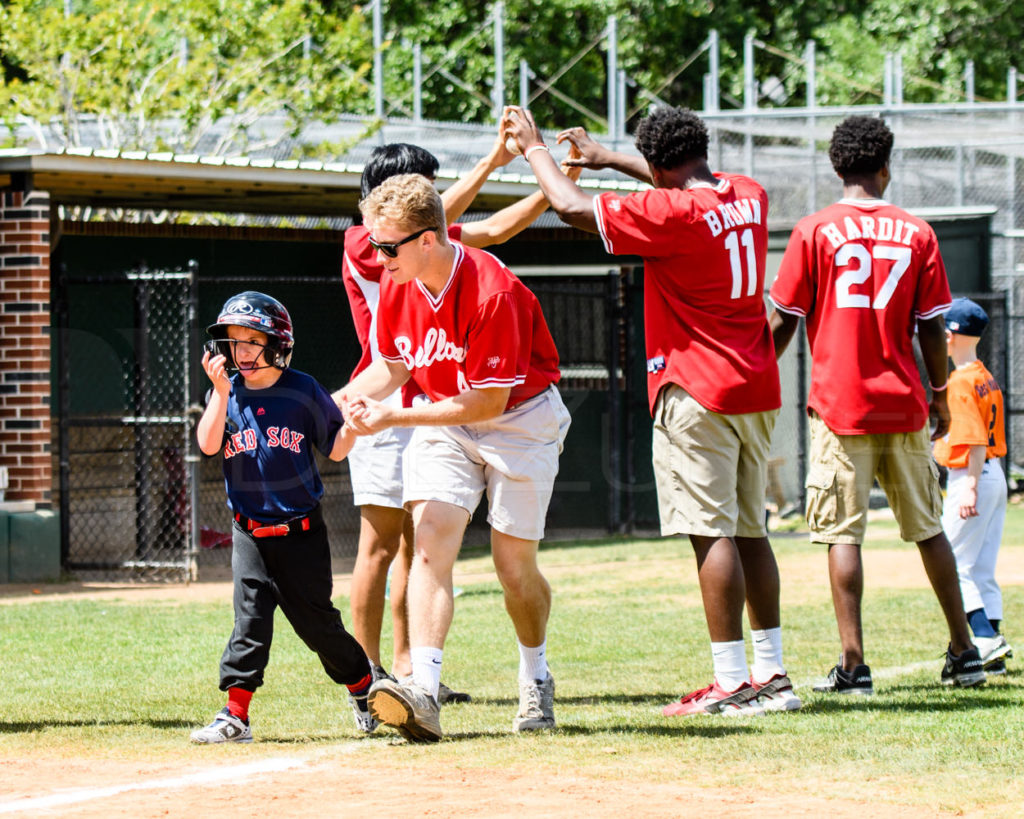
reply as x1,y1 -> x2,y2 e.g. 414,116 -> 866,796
702,197 -> 763,238
818,214 -> 920,249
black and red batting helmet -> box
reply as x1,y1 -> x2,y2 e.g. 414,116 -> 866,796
206,291 -> 295,370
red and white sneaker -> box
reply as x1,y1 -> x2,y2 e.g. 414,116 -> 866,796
751,673 -> 803,712
662,680 -> 765,716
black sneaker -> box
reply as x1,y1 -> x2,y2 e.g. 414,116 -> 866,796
941,645 -> 987,687
813,663 -> 873,695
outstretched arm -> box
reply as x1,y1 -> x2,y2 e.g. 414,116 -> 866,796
501,106 -> 598,233
348,386 -> 511,436
557,126 -> 652,184
440,130 -> 518,225
460,161 -> 583,248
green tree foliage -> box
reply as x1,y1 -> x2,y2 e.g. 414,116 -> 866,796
811,0 -> 1021,104
2,0 -> 1019,154
0,0 -> 376,152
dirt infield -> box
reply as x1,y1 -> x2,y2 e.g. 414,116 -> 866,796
0,747 -> 956,818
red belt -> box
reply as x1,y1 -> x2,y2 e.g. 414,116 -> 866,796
234,507 -> 320,538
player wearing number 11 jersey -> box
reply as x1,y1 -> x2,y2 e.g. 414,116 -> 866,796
502,104 -> 800,716
769,115 -> 984,693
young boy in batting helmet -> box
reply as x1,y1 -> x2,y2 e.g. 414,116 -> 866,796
190,291 -> 373,744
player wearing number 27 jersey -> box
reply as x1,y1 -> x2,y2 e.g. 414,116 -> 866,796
768,115 -> 982,693
770,198 -> 950,434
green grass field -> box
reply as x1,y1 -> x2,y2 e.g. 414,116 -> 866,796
1,503 -> 1022,816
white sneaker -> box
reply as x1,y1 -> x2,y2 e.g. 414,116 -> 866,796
974,634 -> 1013,669
368,679 -> 442,742
513,674 -> 555,731
190,708 -> 252,744
751,673 -> 803,712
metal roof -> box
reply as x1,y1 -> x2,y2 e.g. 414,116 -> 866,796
0,148 -> 640,217
0,115 -> 647,218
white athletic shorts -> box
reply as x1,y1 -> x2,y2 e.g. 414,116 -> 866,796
402,386 -> 571,541
347,425 -> 414,509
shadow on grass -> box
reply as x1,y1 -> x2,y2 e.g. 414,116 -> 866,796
470,692 -> 686,708
806,689 -> 1015,713
0,718 -> 193,733
436,721 -> 757,741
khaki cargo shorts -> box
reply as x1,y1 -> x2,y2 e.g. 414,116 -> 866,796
652,384 -> 777,539
805,412 -> 944,544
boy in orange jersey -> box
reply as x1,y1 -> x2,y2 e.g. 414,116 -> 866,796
934,297 -> 1013,675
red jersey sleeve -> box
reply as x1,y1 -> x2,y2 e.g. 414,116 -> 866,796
913,231 -> 952,319
769,219 -> 815,316
342,227 -> 377,349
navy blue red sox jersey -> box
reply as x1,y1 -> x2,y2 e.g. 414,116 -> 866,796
217,368 -> 343,522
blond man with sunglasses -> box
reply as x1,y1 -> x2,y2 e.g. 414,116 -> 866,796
337,173 -> 570,742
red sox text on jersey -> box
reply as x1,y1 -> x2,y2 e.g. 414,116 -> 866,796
224,426 -> 306,458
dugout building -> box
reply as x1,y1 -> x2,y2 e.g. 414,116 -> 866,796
0,116 -> 1001,583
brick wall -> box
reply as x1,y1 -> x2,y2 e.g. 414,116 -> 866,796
0,190 -> 52,505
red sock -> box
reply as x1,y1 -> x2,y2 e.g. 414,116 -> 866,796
227,687 -> 253,720
346,672 -> 372,697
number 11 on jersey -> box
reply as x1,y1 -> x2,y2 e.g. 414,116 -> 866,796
725,228 -> 757,299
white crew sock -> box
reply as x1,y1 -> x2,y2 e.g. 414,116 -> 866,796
711,639 -> 749,692
410,646 -> 443,700
750,627 -> 786,684
518,639 -> 549,682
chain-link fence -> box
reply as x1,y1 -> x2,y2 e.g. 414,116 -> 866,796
56,269 -> 197,581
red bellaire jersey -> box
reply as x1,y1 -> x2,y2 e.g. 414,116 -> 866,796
594,173 -> 780,416
770,198 -> 952,434
343,223 -> 463,406
376,242 -> 560,410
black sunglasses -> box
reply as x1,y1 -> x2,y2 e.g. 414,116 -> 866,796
368,226 -> 437,258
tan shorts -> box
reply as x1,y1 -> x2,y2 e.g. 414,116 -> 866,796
403,386 -> 571,542
805,412 -> 944,544
652,384 -> 777,539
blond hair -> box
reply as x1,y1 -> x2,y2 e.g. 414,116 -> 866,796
359,173 -> 446,240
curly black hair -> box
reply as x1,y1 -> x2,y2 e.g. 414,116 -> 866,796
828,116 -> 894,178
634,107 -> 709,170
360,143 -> 440,199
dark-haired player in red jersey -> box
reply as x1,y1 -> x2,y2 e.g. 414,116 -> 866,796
503,104 -> 800,716
338,174 -> 570,742
768,115 -> 985,693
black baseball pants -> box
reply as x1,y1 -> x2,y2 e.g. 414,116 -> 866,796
218,514 -> 370,692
